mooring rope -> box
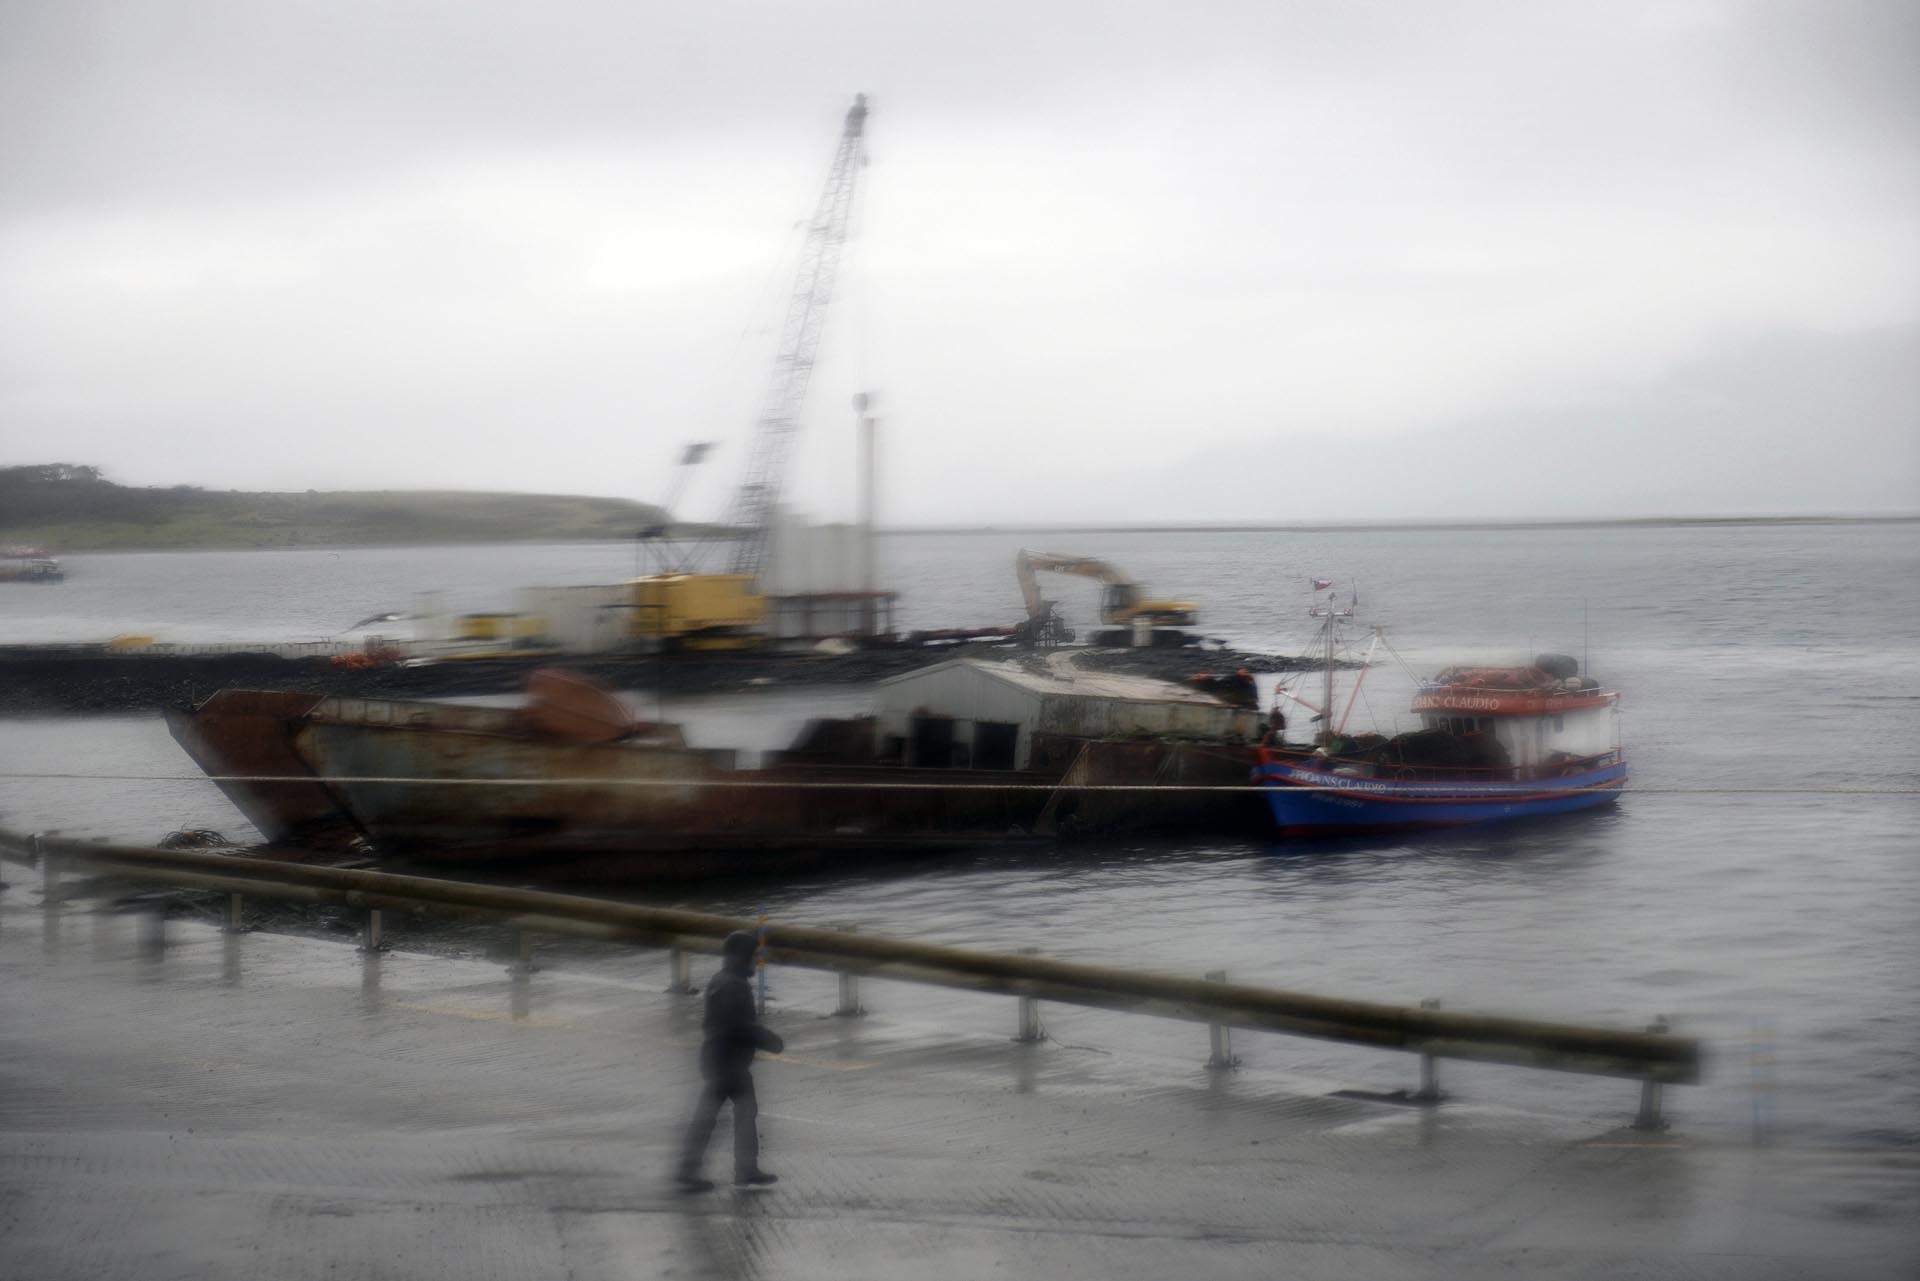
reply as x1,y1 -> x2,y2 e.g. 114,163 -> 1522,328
0,771 -> 1915,795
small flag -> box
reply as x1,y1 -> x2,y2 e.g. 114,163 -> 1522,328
1312,578 -> 1334,591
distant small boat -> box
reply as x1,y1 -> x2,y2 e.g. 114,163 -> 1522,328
0,546 -> 63,583
1254,585 -> 1625,836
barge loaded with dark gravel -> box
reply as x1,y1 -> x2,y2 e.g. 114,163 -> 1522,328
0,641 -> 1319,717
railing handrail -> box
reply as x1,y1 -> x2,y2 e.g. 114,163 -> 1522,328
0,829 -> 1700,1086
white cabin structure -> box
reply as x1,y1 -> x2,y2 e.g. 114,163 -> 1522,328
1410,667 -> 1621,769
873,658 -> 1258,770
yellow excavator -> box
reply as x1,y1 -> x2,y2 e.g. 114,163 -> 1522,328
1014,549 -> 1199,647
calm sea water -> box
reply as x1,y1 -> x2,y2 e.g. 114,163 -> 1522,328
2,523 -> 1916,1146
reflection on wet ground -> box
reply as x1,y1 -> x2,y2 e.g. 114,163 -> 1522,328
6,874 -> 1916,1280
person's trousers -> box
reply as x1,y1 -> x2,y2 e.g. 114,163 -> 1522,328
678,1072 -> 758,1177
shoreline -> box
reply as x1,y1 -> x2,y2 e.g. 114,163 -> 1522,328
8,511 -> 1913,556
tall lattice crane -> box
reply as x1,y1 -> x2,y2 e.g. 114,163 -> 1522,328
722,93 -> 869,576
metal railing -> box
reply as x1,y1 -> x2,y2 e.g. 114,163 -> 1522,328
0,828 -> 1700,1127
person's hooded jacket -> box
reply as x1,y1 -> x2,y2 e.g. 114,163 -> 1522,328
701,931 -> 785,1079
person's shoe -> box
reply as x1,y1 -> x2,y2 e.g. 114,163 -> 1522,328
733,1170 -> 778,1188
674,1173 -> 715,1194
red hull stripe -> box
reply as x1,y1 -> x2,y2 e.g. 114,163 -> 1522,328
1410,690 -> 1617,716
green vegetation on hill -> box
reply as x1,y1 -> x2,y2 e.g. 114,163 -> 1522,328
0,464 -> 672,551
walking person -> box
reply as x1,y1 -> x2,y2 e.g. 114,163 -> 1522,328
675,931 -> 784,1192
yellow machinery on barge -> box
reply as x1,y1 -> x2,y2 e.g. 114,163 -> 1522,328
627,573 -> 766,651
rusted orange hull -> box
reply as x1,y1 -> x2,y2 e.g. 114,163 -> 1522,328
166,689 -> 1266,879
163,691 -> 360,847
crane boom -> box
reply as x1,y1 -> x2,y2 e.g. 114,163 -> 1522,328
723,94 -> 868,576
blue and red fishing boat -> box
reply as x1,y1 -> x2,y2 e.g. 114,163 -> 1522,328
1254,585 -> 1626,836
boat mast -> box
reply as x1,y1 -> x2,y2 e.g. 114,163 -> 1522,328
1322,599 -> 1336,749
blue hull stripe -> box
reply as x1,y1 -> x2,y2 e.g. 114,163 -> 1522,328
1254,759 -> 1627,833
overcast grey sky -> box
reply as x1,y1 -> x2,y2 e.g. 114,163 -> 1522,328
2,1 -> 1914,524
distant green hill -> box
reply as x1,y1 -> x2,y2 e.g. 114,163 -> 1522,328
0,464 -> 675,551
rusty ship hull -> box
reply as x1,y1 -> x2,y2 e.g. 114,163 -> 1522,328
165,689 -> 1266,879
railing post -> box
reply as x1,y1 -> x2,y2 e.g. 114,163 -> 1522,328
1412,998 -> 1444,1103
35,834 -> 58,907
1206,970 -> 1238,1069
833,923 -> 865,1017
360,908 -> 384,953
666,945 -> 694,995
224,893 -> 245,933
1634,1015 -> 1670,1131
140,905 -> 166,957
508,933 -> 533,1021
222,926 -> 242,986
1014,946 -> 1046,1043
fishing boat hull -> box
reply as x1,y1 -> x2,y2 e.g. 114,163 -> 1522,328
1253,753 -> 1627,837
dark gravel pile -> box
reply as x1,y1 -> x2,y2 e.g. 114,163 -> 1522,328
0,642 -> 1321,716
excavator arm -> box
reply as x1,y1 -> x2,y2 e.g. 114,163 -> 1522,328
1015,551 -> 1128,620
1013,550 -> 1197,628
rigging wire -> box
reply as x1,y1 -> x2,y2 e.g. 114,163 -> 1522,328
849,127 -> 874,413
1378,633 -> 1427,686
657,162 -> 821,574
1358,682 -> 1384,738
677,213 -> 807,460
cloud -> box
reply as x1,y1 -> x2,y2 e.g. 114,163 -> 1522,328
0,1 -> 1913,521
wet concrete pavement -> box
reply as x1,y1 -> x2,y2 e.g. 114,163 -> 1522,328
1,862 -> 1914,1280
